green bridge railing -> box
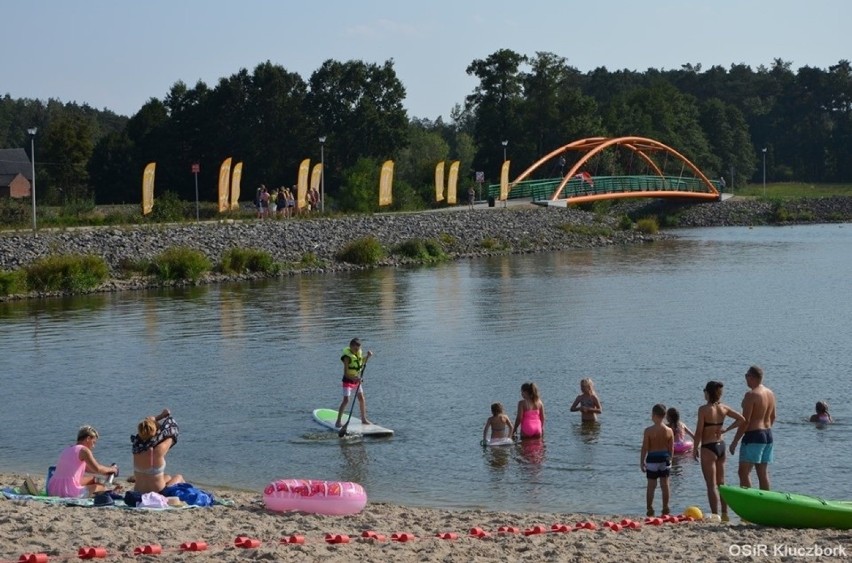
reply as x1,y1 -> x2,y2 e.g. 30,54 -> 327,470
486,175 -> 722,201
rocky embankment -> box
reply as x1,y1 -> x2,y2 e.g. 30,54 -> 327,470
1,196 -> 849,299
615,195 -> 852,227
0,205 -> 653,289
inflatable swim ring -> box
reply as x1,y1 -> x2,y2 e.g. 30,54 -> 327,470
263,479 -> 367,515
673,439 -> 694,454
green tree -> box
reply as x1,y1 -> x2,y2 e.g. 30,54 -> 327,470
465,49 -> 528,177
338,157 -> 381,212
306,59 -> 409,198
42,112 -> 95,202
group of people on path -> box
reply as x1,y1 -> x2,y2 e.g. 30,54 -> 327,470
47,409 -> 184,499
254,184 -> 321,219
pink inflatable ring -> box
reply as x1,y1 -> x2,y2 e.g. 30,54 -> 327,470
263,479 -> 367,515
673,439 -> 694,454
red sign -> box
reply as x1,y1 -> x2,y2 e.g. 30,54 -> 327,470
191,163 -> 200,173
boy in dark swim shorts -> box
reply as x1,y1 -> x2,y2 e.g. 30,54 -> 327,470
640,403 -> 674,516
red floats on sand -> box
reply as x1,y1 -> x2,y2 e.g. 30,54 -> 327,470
264,479 -> 367,515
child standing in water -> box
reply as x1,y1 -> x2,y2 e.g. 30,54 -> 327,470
570,378 -> 602,422
810,401 -> 833,424
514,382 -> 545,439
665,407 -> 696,443
482,403 -> 514,445
640,403 -> 674,516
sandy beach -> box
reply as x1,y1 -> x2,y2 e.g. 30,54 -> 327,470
1,472 -> 849,562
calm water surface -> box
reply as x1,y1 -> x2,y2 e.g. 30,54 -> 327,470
1,223 -> 849,515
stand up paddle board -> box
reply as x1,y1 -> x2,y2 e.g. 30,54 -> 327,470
312,408 -> 394,437
485,437 -> 515,447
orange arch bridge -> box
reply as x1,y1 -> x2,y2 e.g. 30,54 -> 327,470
506,136 -> 720,204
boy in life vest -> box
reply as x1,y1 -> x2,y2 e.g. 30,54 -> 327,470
336,338 -> 373,427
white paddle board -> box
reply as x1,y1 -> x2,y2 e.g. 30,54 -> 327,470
486,437 -> 515,447
312,408 -> 394,437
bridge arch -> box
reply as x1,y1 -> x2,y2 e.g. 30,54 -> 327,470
510,136 -> 719,203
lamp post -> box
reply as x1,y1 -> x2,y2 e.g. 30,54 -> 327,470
762,147 -> 767,197
319,136 -> 326,213
27,127 -> 38,233
502,140 -> 508,162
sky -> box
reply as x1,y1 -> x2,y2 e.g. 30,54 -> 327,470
5,1 -> 851,121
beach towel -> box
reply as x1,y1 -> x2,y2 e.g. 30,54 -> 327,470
0,487 -> 201,510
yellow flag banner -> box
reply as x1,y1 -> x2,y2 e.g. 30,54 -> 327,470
218,157 -> 232,213
379,160 -> 394,207
434,161 -> 445,202
230,162 -> 243,210
310,163 -> 323,191
500,160 -> 510,201
447,161 -> 460,205
297,159 -> 310,210
141,162 -> 156,215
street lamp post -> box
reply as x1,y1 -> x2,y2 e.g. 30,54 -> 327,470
502,140 -> 508,162
27,127 -> 38,233
319,136 -> 326,213
762,147 -> 767,197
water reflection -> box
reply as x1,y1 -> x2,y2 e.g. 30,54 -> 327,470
574,421 -> 601,444
517,438 -> 546,465
483,444 -> 512,468
338,440 -> 369,484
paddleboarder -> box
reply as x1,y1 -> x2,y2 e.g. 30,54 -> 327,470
335,338 -> 373,428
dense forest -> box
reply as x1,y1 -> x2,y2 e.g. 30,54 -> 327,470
2,50 -> 851,210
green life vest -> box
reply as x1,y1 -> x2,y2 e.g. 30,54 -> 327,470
341,347 -> 364,379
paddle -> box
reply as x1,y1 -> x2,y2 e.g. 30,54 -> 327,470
338,362 -> 368,437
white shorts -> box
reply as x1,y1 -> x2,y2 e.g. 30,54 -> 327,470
342,382 -> 364,397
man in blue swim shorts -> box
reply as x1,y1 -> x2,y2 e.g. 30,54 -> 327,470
729,366 -> 776,490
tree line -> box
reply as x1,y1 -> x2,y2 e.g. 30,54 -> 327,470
2,51 -> 851,211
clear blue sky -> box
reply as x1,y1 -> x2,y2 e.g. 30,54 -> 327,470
6,1 -> 850,120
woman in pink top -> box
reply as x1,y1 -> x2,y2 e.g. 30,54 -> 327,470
47,425 -> 118,498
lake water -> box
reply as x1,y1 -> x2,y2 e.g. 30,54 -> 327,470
1,223 -> 849,515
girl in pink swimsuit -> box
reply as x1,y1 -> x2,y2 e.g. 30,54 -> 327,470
514,382 -> 545,439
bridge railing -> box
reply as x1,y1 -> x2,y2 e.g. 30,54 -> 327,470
487,175 -> 722,201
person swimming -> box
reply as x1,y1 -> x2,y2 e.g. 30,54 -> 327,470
809,401 -> 832,424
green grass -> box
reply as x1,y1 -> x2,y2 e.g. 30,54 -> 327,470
0,270 -> 27,295
220,247 -> 278,274
734,182 -> 852,199
393,238 -> 448,262
635,216 -> 660,234
558,223 -> 615,237
23,254 -> 109,292
148,247 -> 211,281
335,236 -> 386,265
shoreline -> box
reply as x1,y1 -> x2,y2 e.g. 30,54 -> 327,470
2,197 -> 851,303
2,472 -> 849,562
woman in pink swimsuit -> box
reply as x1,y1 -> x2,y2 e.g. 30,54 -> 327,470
47,425 -> 118,498
514,382 -> 545,439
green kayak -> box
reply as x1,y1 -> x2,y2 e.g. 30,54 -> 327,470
719,485 -> 852,529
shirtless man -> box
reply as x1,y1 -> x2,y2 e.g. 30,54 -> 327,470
729,365 -> 776,490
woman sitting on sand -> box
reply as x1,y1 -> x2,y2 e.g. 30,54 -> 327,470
131,408 -> 184,494
48,425 -> 119,497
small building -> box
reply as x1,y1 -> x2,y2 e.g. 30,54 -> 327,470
0,148 -> 33,199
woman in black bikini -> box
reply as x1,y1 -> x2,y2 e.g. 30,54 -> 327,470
693,381 -> 745,520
